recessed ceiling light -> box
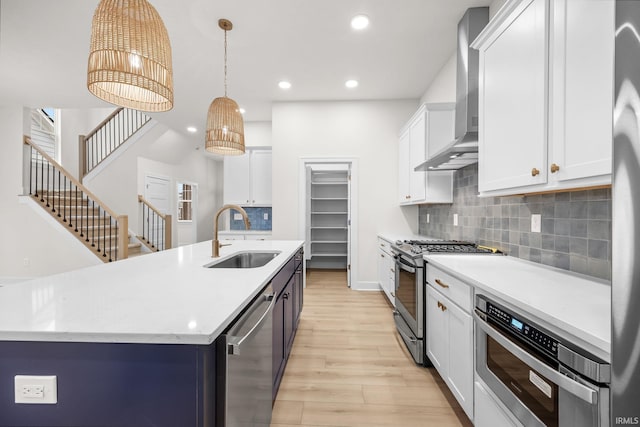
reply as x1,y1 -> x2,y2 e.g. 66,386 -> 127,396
186,126 -> 197,133
351,14 -> 369,30
239,107 -> 246,114
278,81 -> 292,89
345,79 -> 359,89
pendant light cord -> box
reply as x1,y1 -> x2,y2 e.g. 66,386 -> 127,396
224,28 -> 228,97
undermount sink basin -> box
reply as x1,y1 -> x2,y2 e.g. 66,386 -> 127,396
205,251 -> 281,269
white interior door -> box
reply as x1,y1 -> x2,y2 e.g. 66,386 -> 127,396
144,175 -> 170,248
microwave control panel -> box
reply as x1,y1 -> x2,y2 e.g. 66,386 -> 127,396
487,302 -> 559,357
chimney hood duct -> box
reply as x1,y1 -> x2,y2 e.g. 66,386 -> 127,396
415,7 -> 489,172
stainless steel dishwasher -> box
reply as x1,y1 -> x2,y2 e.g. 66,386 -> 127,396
216,284 -> 275,426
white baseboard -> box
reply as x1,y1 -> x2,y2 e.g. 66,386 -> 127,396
351,280 -> 383,291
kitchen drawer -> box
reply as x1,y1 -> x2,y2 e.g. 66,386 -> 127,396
378,237 -> 393,255
425,264 -> 472,312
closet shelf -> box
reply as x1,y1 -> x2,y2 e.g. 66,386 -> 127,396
310,226 -> 348,230
310,211 -> 348,215
311,240 -> 347,244
310,197 -> 348,201
310,253 -> 348,257
310,181 -> 348,185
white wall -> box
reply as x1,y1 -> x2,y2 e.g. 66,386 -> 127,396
272,100 -> 419,286
0,106 -> 100,278
245,121 -> 272,148
420,54 -> 457,105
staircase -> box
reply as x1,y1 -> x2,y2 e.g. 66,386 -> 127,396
34,189 -> 144,260
23,106 -> 168,263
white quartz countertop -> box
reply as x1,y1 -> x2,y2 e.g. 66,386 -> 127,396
0,240 -> 303,345
424,254 -> 611,362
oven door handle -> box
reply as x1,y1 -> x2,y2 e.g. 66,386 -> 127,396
473,310 -> 598,405
396,258 -> 416,274
393,311 -> 417,343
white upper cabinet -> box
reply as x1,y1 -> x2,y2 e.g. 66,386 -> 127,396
549,0 -> 614,185
223,149 -> 272,205
398,103 -> 455,205
472,0 -> 613,196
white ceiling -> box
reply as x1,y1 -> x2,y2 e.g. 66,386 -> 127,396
0,0 -> 490,146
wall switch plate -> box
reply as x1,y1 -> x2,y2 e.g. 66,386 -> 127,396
531,214 -> 542,233
233,213 -> 242,221
15,375 -> 57,404
263,213 -> 269,220
426,213 -> 430,223
453,213 -> 459,226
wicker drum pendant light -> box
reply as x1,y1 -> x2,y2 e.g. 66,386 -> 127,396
205,19 -> 245,155
87,0 -> 173,112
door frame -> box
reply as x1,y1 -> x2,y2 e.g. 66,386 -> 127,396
176,181 -> 198,246
298,157 -> 358,289
144,173 -> 172,248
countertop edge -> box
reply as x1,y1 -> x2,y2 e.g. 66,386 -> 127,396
424,255 -> 611,363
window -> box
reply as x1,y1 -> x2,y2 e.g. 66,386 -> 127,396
177,183 -> 193,222
30,108 -> 59,161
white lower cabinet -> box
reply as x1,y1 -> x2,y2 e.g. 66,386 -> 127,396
426,284 -> 473,419
474,380 -> 522,427
377,238 -> 395,306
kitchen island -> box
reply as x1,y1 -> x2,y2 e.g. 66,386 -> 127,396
0,239 -> 304,427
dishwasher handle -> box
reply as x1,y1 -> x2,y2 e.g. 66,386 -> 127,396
227,290 -> 276,356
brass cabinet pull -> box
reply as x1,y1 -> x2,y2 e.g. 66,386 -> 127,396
390,292 -> 395,297
435,279 -> 449,289
550,163 -> 560,173
437,301 -> 447,312
390,268 -> 394,273
531,168 -> 540,177
405,195 -> 411,200
381,254 -> 384,258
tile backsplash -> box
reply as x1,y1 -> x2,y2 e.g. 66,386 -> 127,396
231,207 -> 272,231
418,164 -> 611,280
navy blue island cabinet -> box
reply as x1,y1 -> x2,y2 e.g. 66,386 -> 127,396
272,248 -> 304,399
0,247 -> 305,427
0,340 -> 216,426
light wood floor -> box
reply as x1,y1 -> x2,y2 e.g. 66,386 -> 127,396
271,269 -> 473,427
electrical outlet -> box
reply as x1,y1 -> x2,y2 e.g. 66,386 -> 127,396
23,258 -> 29,267
531,214 -> 542,233
453,213 -> 459,226
15,375 -> 57,404
426,213 -> 430,223
263,213 -> 269,220
233,213 -> 242,221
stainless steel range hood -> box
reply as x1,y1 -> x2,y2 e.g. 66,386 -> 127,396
415,7 -> 489,171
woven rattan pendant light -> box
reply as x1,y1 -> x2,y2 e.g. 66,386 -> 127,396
87,0 -> 174,112
205,19 -> 245,155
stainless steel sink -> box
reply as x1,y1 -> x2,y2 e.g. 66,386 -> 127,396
205,251 -> 281,269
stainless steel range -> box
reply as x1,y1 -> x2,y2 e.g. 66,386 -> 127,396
391,240 -> 499,365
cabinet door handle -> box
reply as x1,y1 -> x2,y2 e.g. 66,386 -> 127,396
435,279 -> 449,289
283,293 -> 289,300
437,301 -> 447,311
531,168 -> 540,177
390,292 -> 395,297
390,268 -> 394,273
550,163 -> 560,173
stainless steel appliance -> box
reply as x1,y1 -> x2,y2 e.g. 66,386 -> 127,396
414,7 -> 489,171
612,2 -> 640,423
216,284 -> 275,426
391,240 -> 497,365
475,295 -> 610,427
